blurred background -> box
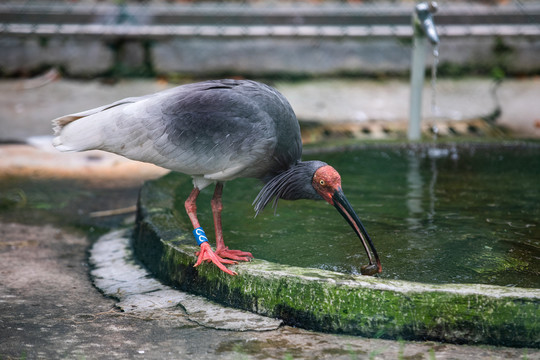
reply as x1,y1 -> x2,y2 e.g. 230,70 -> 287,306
1,0 -> 539,140
1,0 -> 539,78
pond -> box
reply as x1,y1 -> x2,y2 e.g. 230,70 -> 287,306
172,143 -> 540,288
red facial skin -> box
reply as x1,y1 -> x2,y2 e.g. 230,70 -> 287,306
312,165 -> 342,204
312,165 -> 382,275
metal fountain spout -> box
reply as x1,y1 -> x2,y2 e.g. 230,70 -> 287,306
414,2 -> 440,46
408,1 -> 440,141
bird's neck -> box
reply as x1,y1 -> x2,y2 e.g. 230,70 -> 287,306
252,160 -> 326,216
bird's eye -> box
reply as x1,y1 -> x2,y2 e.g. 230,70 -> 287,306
319,180 -> 325,186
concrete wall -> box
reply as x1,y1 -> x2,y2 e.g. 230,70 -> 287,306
2,34 -> 539,78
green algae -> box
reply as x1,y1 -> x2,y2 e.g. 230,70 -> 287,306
131,145 -> 540,288
133,171 -> 540,347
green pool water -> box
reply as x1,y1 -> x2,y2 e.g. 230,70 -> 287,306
170,143 -> 539,288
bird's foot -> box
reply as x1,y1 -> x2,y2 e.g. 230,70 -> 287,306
195,242 -> 238,276
216,246 -> 254,262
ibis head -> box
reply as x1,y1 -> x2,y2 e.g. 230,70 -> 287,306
313,165 -> 382,275
254,161 -> 382,275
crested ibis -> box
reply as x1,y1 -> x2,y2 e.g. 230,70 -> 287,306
52,79 -> 381,276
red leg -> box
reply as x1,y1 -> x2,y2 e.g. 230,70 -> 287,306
185,187 -> 201,228
211,182 -> 254,262
185,186 -> 237,276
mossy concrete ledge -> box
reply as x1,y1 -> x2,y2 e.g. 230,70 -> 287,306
133,173 -> 540,348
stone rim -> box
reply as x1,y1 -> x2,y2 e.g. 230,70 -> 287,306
133,172 -> 540,348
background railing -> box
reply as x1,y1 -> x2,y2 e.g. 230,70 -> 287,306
1,1 -> 539,77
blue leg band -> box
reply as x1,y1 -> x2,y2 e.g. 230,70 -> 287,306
193,227 -> 208,246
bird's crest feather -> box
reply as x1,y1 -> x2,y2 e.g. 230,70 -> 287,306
252,160 -> 326,216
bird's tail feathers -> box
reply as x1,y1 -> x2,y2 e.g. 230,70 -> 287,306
52,100 -> 133,152
52,109 -> 111,152
52,114 -> 85,152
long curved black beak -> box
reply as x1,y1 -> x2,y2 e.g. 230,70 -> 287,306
332,188 -> 382,275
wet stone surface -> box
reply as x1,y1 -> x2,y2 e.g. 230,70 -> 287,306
5,223 -> 539,359
134,170 -> 540,348
90,229 -> 283,331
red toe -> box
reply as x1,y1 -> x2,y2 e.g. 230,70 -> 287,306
215,247 -> 254,262
194,242 -> 237,275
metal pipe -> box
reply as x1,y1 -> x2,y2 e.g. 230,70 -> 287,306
408,1 -> 439,141
2,2 -> 539,39
3,23 -> 539,39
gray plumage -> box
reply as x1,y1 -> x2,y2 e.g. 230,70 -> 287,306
53,79 -> 317,211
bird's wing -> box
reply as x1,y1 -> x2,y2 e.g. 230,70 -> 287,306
53,81 -> 279,180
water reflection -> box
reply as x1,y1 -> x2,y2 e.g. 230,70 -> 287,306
172,145 -> 540,288
406,154 -> 424,231
406,147 -> 457,231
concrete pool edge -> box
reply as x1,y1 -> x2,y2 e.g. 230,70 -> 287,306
133,173 -> 540,348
